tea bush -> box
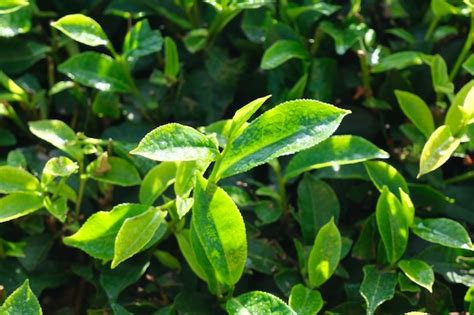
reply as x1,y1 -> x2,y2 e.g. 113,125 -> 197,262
0,0 -> 474,314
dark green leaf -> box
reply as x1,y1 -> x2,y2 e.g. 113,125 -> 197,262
360,265 -> 397,315
398,259 -> 435,292
261,40 -> 309,70
122,19 -> 163,61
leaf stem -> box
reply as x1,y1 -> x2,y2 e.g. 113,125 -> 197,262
75,158 -> 88,216
449,10 -> 474,81
357,50 -> 373,99
424,16 -> 439,41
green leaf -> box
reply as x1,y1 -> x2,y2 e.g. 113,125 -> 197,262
217,99 -> 350,179
0,280 -> 42,314
112,207 -> 166,268
175,229 -> 209,282
87,155 -> 141,187
0,0 -> 28,14
360,265 -> 397,315
431,0 -> 459,17
0,165 -> 39,193
418,125 -> 460,178
372,51 -> 426,73
308,218 -> 341,288
297,174 -> 340,244
58,52 -> 132,92
28,119 -> 81,158
261,40 -> 309,70
288,284 -> 323,315
411,217 -> 474,250
92,91 -> 120,119
191,176 -> 247,286
122,19 -> 163,61
430,55 -> 454,95
0,128 -> 16,146
63,204 -> 150,260
51,14 -> 109,47
285,135 -> 389,180
462,54 -> 474,75
131,123 -> 219,162
139,162 -> 177,205
0,39 -> 49,74
43,196 -> 68,223
42,157 -> 78,179
445,80 -> 474,135
183,28 -> 208,53
398,259 -> 435,292
394,90 -> 435,138
0,192 -> 43,223
174,160 -> 210,196
164,37 -> 180,80
228,95 -> 271,141
364,161 -> 408,197
376,187 -> 409,264
0,4 -> 32,38
227,291 -> 296,315
320,21 -> 368,55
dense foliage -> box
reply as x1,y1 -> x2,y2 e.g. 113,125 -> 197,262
1,0 -> 474,314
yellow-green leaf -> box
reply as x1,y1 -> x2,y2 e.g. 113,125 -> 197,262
51,14 -> 109,46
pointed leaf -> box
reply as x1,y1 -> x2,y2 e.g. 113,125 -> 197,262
0,165 -> 39,193
217,99 -> 350,178
131,123 -> 219,162
227,291 -> 296,315
164,37 -> 180,79
411,217 -> 473,250
364,161 -> 408,197
175,229 -> 209,282
261,40 -> 310,70
228,95 -> 271,141
395,90 -> 435,138
285,135 -> 389,180
398,259 -> 435,292
0,280 -> 42,314
0,0 -> 28,14
139,162 -> 177,205
51,14 -> 109,46
0,192 -> 43,223
87,156 -> 141,187
289,284 -> 323,315
360,265 -> 397,315
29,119 -> 81,158
418,125 -> 460,177
122,19 -> 163,61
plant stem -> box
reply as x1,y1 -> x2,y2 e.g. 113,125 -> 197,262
425,16 -> 439,41
449,11 -> 474,81
310,27 -> 324,56
75,158 -> 87,216
357,50 -> 373,99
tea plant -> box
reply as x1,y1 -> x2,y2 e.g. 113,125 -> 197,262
1,0 -> 474,314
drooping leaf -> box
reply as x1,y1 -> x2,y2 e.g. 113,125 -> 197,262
0,280 -> 42,314
58,52 -> 132,92
87,155 -> 141,187
308,218 -> 341,288
227,291 -> 296,315
411,217 -> 474,250
51,14 -> 109,47
112,207 -> 166,268
288,284 -> 323,315
122,19 -> 163,61
376,186 -> 409,264
0,192 -> 43,223
131,123 -> 219,162
183,28 -> 208,53
0,165 -> 39,193
139,162 -> 177,205
217,99 -> 350,179
63,204 -> 150,260
297,174 -> 340,244
285,135 -> 389,180
360,265 -> 397,315
398,259 -> 435,292
394,90 -> 435,138
260,40 -> 309,70
364,161 -> 408,197
418,125 -> 460,178
29,120 -> 81,158
191,176 -> 247,286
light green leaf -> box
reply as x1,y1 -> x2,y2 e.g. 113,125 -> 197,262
183,28 -> 208,53
122,19 -> 163,61
418,125 -> 460,177
462,54 -> 474,75
29,119 -> 81,158
288,284 -> 323,315
0,0 -> 28,14
376,187 -> 409,264
164,37 -> 180,79
372,51 -> 426,73
42,156 -> 78,179
0,165 -> 39,193
58,52 -> 132,92
308,218 -> 341,288
364,161 -> 408,197
87,155 -> 141,187
51,14 -> 109,47
217,99 -> 350,179
191,176 -> 247,286
360,265 -> 397,315
430,55 -> 454,95
0,280 -> 42,314
131,123 -> 219,162
398,259 -> 435,292
227,291 -> 296,315
174,160 -> 210,196
394,90 -> 434,138
63,203 -> 150,260
297,174 -> 340,244
43,196 -> 68,223
411,217 -> 474,250
445,80 -> 474,134
399,188 -> 415,227
228,95 -> 271,141
261,40 -> 309,70
139,162 -> 177,205
0,192 -> 43,223
112,207 -> 166,268
175,229 -> 209,282
285,135 -> 389,180
431,0 -> 459,17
